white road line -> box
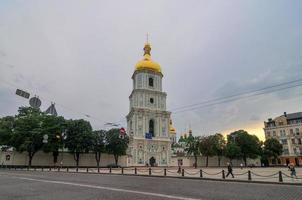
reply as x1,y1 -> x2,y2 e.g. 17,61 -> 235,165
2,174 -> 200,200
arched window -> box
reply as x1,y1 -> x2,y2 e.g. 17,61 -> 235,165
149,119 -> 155,137
149,77 -> 154,87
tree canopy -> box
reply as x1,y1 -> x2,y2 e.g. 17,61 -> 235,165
185,136 -> 200,168
64,119 -> 94,167
262,138 -> 283,165
106,128 -> 129,166
11,107 -> 46,166
228,130 -> 261,166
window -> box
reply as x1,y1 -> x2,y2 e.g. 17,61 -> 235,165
280,139 -> 288,145
150,98 -> 154,104
296,128 -> 300,134
267,131 -> 271,137
298,138 -> 302,145
290,129 -> 294,135
273,131 -> 276,136
149,119 -> 155,137
148,77 -> 154,87
292,139 -> 295,144
283,148 -> 289,155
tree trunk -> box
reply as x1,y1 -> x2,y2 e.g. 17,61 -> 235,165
95,152 -> 101,169
194,155 -> 197,168
114,154 -> 119,166
74,152 -> 80,168
206,156 -> 209,167
243,156 -> 247,166
53,151 -> 59,165
218,156 -> 221,167
28,155 -> 33,167
28,151 -> 35,168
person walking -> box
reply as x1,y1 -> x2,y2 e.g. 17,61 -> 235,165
289,163 -> 297,178
226,162 -> 234,178
240,163 -> 243,170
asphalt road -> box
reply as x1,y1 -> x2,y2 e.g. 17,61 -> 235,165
0,170 -> 301,200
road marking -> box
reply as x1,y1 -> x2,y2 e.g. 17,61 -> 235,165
2,174 -> 200,200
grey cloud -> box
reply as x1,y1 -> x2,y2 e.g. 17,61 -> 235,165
0,0 -> 302,138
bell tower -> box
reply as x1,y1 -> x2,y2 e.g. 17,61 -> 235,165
126,41 -> 171,166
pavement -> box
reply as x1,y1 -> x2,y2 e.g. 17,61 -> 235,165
13,166 -> 301,183
0,170 -> 302,200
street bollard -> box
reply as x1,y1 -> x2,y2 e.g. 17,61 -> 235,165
149,168 -> 152,176
76,167 -> 78,172
182,169 -> 184,177
134,167 -> 137,175
222,170 -> 225,179
86,167 -> 89,173
248,170 -> 251,181
164,168 -> 167,176
41,167 -> 43,172
109,167 -> 112,173
121,167 -> 124,174
49,167 -> 51,171
67,167 -> 69,172
98,167 -> 100,173
200,169 -> 203,178
58,167 -> 60,172
279,171 -> 283,182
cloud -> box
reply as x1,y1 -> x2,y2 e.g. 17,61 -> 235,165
0,0 -> 302,137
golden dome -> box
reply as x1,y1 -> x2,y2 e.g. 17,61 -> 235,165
135,42 -> 161,73
169,119 -> 176,134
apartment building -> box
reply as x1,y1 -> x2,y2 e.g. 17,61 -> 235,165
264,112 -> 302,166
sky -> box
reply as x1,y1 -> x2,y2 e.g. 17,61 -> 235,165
1,0 -> 302,141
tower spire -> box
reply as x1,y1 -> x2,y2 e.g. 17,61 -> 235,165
146,33 -> 149,43
143,34 -> 151,56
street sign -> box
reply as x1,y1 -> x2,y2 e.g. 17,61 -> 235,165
43,134 -> 48,144
29,97 -> 41,108
16,89 -> 30,99
145,132 -> 152,139
119,127 -> 126,135
119,127 -> 126,139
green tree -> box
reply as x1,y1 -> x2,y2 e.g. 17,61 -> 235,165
262,138 -> 283,165
185,136 -> 200,168
228,130 -> 261,166
106,128 -> 129,166
212,133 -> 226,167
225,142 -> 242,162
64,119 -> 93,168
41,115 -> 66,165
91,130 -> 107,169
11,107 -> 45,167
199,136 -> 215,167
0,116 -> 15,150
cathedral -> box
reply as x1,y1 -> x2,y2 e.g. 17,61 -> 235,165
126,41 -> 172,166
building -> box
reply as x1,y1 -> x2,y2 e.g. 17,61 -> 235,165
264,112 -> 302,166
126,41 -> 171,166
169,119 -> 177,144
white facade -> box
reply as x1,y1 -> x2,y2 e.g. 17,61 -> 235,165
126,69 -> 171,166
